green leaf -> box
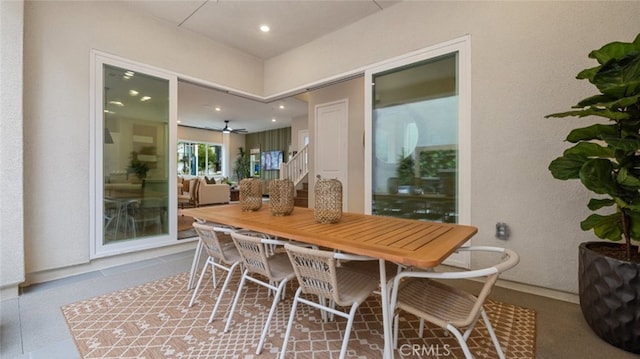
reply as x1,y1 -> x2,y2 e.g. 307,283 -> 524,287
565,124 -> 618,142
579,158 -> 617,195
577,66 -> 600,81
629,210 -> 640,239
593,53 -> 640,98
588,198 -> 615,210
589,40 -> 640,65
563,142 -> 613,158
617,167 -> 640,187
548,155 -> 586,180
577,94 -> 640,109
581,213 -> 623,241
601,136 -> 640,152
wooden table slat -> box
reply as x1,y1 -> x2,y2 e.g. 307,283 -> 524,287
183,204 -> 477,269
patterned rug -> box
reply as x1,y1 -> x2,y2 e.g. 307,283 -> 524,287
61,272 -> 536,358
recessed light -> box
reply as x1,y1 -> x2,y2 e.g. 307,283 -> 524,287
279,104 -> 285,109
108,101 -> 124,106
129,90 -> 139,96
124,71 -> 135,77
140,96 -> 151,102
215,107 -> 221,111
271,118 -> 276,122
260,25 -> 270,33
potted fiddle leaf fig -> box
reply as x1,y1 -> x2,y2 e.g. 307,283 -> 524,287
547,33 -> 640,353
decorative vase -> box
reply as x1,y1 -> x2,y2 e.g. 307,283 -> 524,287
579,242 -> 640,353
314,177 -> 342,223
239,178 -> 262,211
269,179 -> 294,216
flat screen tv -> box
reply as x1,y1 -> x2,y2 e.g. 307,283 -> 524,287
261,150 -> 283,171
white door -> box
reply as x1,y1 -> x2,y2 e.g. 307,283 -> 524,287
315,100 -> 348,211
298,129 -> 309,150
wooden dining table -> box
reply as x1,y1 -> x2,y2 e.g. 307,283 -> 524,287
183,203 -> 477,358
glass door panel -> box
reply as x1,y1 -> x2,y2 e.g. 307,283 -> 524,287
102,64 -> 170,244
92,53 -> 177,259
371,53 -> 459,223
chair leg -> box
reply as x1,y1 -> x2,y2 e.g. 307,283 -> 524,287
187,239 -> 204,290
481,309 -> 506,359
256,279 -> 289,355
279,288 -> 303,359
224,270 -> 248,333
393,313 -> 399,349
188,258 -> 211,307
447,324 -> 474,359
208,262 -> 241,324
338,303 -> 359,359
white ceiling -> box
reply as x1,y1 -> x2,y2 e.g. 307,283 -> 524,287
123,0 -> 398,59
178,80 -> 309,133
121,0 -> 400,133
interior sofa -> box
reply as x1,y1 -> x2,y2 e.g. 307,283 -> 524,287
178,176 -> 231,207
197,178 -> 230,206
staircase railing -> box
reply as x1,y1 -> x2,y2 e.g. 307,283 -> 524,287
280,144 -> 308,186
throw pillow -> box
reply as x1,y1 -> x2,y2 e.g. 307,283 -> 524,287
205,176 -> 216,184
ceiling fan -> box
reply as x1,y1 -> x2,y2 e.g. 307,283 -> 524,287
220,120 -> 247,134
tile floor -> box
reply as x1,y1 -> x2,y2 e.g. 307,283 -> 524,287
1,249 -> 637,359
1,251 -> 193,359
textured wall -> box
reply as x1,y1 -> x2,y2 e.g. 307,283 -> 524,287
0,0 -> 25,296
264,1 -> 640,295
21,1 -> 262,275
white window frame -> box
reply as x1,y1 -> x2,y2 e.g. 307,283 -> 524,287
89,50 -> 179,259
364,35 -> 471,268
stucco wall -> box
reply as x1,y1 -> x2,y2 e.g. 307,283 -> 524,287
22,1 -> 262,275
264,1 -> 640,295
12,0 -> 640,297
0,0 -> 25,297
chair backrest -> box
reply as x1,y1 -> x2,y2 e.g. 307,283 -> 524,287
193,222 -> 235,263
284,244 -> 339,303
231,231 -> 275,279
467,247 -> 519,316
392,246 -> 519,327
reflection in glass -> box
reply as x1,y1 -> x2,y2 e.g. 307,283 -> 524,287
372,53 -> 459,223
102,64 -> 169,243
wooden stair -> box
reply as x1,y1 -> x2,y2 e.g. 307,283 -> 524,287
294,182 -> 308,207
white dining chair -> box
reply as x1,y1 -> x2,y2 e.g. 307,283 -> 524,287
280,244 -> 380,359
389,246 -> 520,359
226,231 -> 296,355
188,222 -> 243,324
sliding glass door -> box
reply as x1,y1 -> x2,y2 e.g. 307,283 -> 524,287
92,52 -> 177,258
365,37 -> 471,267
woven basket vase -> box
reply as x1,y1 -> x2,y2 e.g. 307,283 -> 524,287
269,179 -> 294,216
239,178 -> 262,211
314,178 -> 342,223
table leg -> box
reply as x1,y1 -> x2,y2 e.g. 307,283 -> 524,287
379,259 -> 394,359
187,238 -> 204,290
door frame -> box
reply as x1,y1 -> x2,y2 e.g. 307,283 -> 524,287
90,50 -> 179,259
364,35 -> 471,268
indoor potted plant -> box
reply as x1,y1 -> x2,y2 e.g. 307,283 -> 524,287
547,33 -> 640,353
233,147 -> 250,181
129,151 -> 149,182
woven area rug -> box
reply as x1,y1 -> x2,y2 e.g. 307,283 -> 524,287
61,272 -> 536,358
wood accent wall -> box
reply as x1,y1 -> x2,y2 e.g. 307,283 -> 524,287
245,127 -> 291,182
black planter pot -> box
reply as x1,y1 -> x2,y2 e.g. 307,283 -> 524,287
579,242 -> 640,353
